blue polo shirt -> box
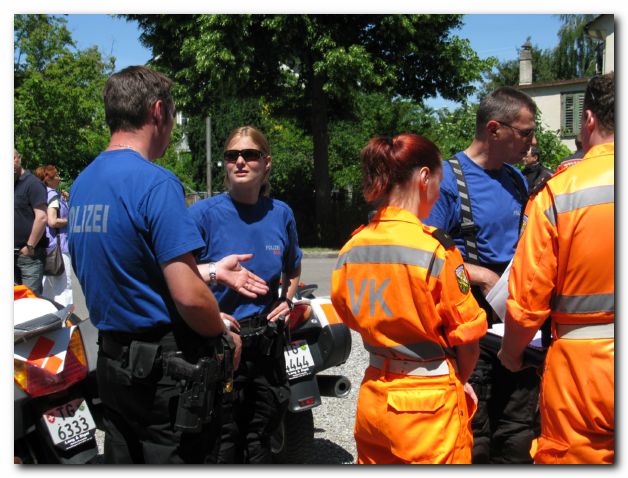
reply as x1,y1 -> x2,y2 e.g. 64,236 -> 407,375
425,151 -> 527,266
68,149 -> 205,332
189,193 -> 302,320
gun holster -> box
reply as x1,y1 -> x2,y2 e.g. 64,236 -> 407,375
163,332 -> 237,433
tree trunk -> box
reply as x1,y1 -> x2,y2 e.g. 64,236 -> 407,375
310,73 -> 332,245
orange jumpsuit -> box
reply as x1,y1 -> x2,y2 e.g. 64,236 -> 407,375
507,143 -> 614,464
331,206 -> 486,464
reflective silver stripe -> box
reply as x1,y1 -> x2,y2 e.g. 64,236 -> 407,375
556,323 -> 614,339
363,340 -> 447,361
544,185 -> 614,226
369,353 -> 450,376
335,244 -> 444,278
551,293 -> 614,314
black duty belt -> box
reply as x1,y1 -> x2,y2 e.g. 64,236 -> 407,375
238,314 -> 268,336
99,326 -> 175,361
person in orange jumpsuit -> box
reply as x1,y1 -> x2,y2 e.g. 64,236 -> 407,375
499,72 -> 614,464
331,134 -> 487,464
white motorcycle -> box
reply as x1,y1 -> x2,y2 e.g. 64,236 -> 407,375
14,286 -> 101,464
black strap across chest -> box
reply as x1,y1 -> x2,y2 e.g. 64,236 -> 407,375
446,156 -> 528,265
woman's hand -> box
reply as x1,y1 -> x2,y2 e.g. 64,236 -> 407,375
464,382 -> 478,405
198,254 -> 269,298
216,254 -> 269,298
266,299 -> 292,323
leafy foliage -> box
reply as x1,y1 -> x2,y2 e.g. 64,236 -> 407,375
125,14 -> 493,244
532,123 -> 572,171
14,14 -> 114,181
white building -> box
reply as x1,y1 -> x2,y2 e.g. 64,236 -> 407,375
516,14 -> 614,151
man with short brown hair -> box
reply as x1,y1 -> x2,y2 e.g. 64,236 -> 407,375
500,72 -> 615,463
425,86 -> 539,463
69,66 -> 265,464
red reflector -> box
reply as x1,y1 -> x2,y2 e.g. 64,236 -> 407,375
297,397 -> 317,408
23,347 -> 88,398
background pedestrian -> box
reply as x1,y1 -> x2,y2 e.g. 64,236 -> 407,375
14,149 -> 48,295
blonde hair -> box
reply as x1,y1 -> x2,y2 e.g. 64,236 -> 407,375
223,126 -> 272,197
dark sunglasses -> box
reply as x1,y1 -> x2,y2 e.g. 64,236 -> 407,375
223,149 -> 264,162
496,120 -> 536,139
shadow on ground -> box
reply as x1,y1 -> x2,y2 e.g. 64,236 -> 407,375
302,438 -> 354,464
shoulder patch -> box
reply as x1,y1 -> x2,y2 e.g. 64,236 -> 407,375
431,228 -> 456,249
455,264 -> 471,294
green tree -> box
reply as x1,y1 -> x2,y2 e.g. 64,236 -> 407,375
533,123 -> 572,171
125,14 -> 492,245
14,14 -> 114,180
554,14 -> 598,79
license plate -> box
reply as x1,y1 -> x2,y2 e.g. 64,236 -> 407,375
42,398 -> 97,451
284,340 -> 316,380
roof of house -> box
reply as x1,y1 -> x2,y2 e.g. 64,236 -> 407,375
517,77 -> 590,91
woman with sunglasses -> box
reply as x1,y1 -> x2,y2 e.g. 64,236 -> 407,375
331,134 -> 486,463
35,165 -> 73,306
189,125 -> 302,463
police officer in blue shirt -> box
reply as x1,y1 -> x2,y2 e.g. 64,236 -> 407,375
189,125 -> 302,463
69,66 -> 267,464
425,87 -> 539,463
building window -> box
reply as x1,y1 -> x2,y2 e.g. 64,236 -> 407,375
561,92 -> 585,138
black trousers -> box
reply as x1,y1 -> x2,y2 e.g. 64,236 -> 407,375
217,339 -> 290,464
469,285 -> 541,464
97,332 -> 222,464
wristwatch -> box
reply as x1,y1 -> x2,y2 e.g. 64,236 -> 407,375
208,262 -> 218,287
25,243 -> 35,253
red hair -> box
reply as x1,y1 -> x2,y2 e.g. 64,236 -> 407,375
42,165 -> 58,187
361,134 -> 441,203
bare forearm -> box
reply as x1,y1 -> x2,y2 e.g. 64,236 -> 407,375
28,211 -> 47,246
465,263 -> 500,296
455,341 -> 480,383
283,264 -> 302,300
267,265 -> 302,322
163,255 -> 227,337
498,313 -> 539,371
49,217 -> 68,228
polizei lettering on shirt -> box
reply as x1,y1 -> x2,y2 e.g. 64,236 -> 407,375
69,204 -> 110,233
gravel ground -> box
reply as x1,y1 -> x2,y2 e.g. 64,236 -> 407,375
93,329 -> 367,465
308,329 -> 366,464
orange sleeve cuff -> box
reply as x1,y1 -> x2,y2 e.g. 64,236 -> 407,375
446,308 -> 487,346
506,297 -> 551,330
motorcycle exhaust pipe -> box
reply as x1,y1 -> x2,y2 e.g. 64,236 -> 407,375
316,374 -> 351,398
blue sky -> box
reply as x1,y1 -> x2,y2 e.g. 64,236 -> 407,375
63,13 -> 566,109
